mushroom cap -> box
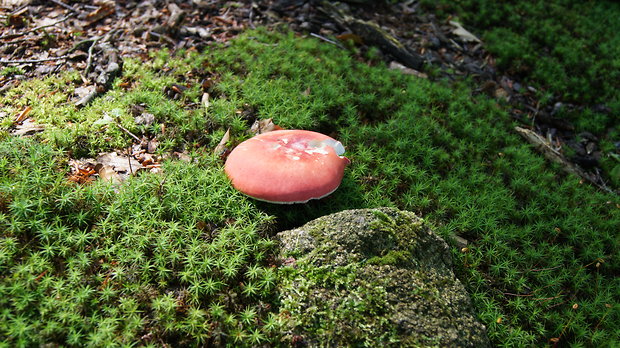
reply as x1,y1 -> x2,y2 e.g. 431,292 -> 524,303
224,130 -> 350,204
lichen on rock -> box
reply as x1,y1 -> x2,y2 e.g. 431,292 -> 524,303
276,208 -> 490,347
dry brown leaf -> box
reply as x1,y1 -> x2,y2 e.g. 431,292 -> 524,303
67,159 -> 97,185
96,152 -> 144,174
11,118 -> 44,136
172,151 -> 192,162
336,33 -> 363,44
14,106 -> 32,124
147,139 -> 159,153
96,164 -> 122,185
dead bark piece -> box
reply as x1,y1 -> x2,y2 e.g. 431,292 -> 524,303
166,3 -> 186,29
349,18 -> 424,70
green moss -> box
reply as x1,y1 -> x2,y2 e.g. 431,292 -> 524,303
1,26 -> 618,346
277,208 -> 490,347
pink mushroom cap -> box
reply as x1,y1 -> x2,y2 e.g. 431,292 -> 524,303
224,130 -> 350,204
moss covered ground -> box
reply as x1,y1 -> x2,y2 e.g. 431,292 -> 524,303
1,27 -> 619,346
423,0 -> 620,185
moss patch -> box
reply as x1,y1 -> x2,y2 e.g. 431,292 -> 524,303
277,208 -> 490,347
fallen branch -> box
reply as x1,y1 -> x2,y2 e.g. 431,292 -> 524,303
0,55 -> 72,64
515,126 -> 615,194
85,36 -> 101,74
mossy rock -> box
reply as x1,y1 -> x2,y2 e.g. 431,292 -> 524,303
276,208 -> 490,347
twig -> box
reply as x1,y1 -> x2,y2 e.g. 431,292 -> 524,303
85,36 -> 101,74
114,121 -> 141,143
29,13 -> 74,32
515,126 -> 616,194
529,265 -> 562,272
0,13 -> 74,40
127,147 -> 133,175
534,294 -> 564,302
0,55 -> 72,64
49,0 -> 80,13
248,1 -> 256,29
310,32 -> 346,50
503,292 -> 534,297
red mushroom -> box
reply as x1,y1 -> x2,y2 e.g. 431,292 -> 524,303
224,130 -> 350,204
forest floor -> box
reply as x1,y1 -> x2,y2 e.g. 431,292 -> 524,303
1,1 -> 618,347
1,0 -> 617,193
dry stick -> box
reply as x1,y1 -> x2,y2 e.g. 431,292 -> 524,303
0,55 -> 72,64
48,0 -> 80,13
310,32 -> 346,50
85,36 -> 101,74
115,122 -> 141,143
515,126 -> 615,194
127,147 -> 133,175
29,13 -> 74,32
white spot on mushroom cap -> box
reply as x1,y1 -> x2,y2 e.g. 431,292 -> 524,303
324,139 -> 346,155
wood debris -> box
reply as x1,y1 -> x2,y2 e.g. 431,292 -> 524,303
515,127 -> 615,194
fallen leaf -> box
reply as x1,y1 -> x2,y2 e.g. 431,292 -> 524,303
449,21 -> 481,43
11,118 -> 44,135
1,0 -> 33,8
336,33 -> 363,44
92,114 -> 115,127
14,106 -> 32,124
74,85 -> 98,107
214,128 -> 230,156
172,151 -> 192,162
147,138 -> 159,153
95,164 -> 122,185
136,153 -> 156,166
67,159 -> 97,185
250,118 -> 282,135
96,152 -> 144,174
134,113 -> 155,126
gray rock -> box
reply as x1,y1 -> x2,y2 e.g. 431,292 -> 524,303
276,207 -> 490,347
